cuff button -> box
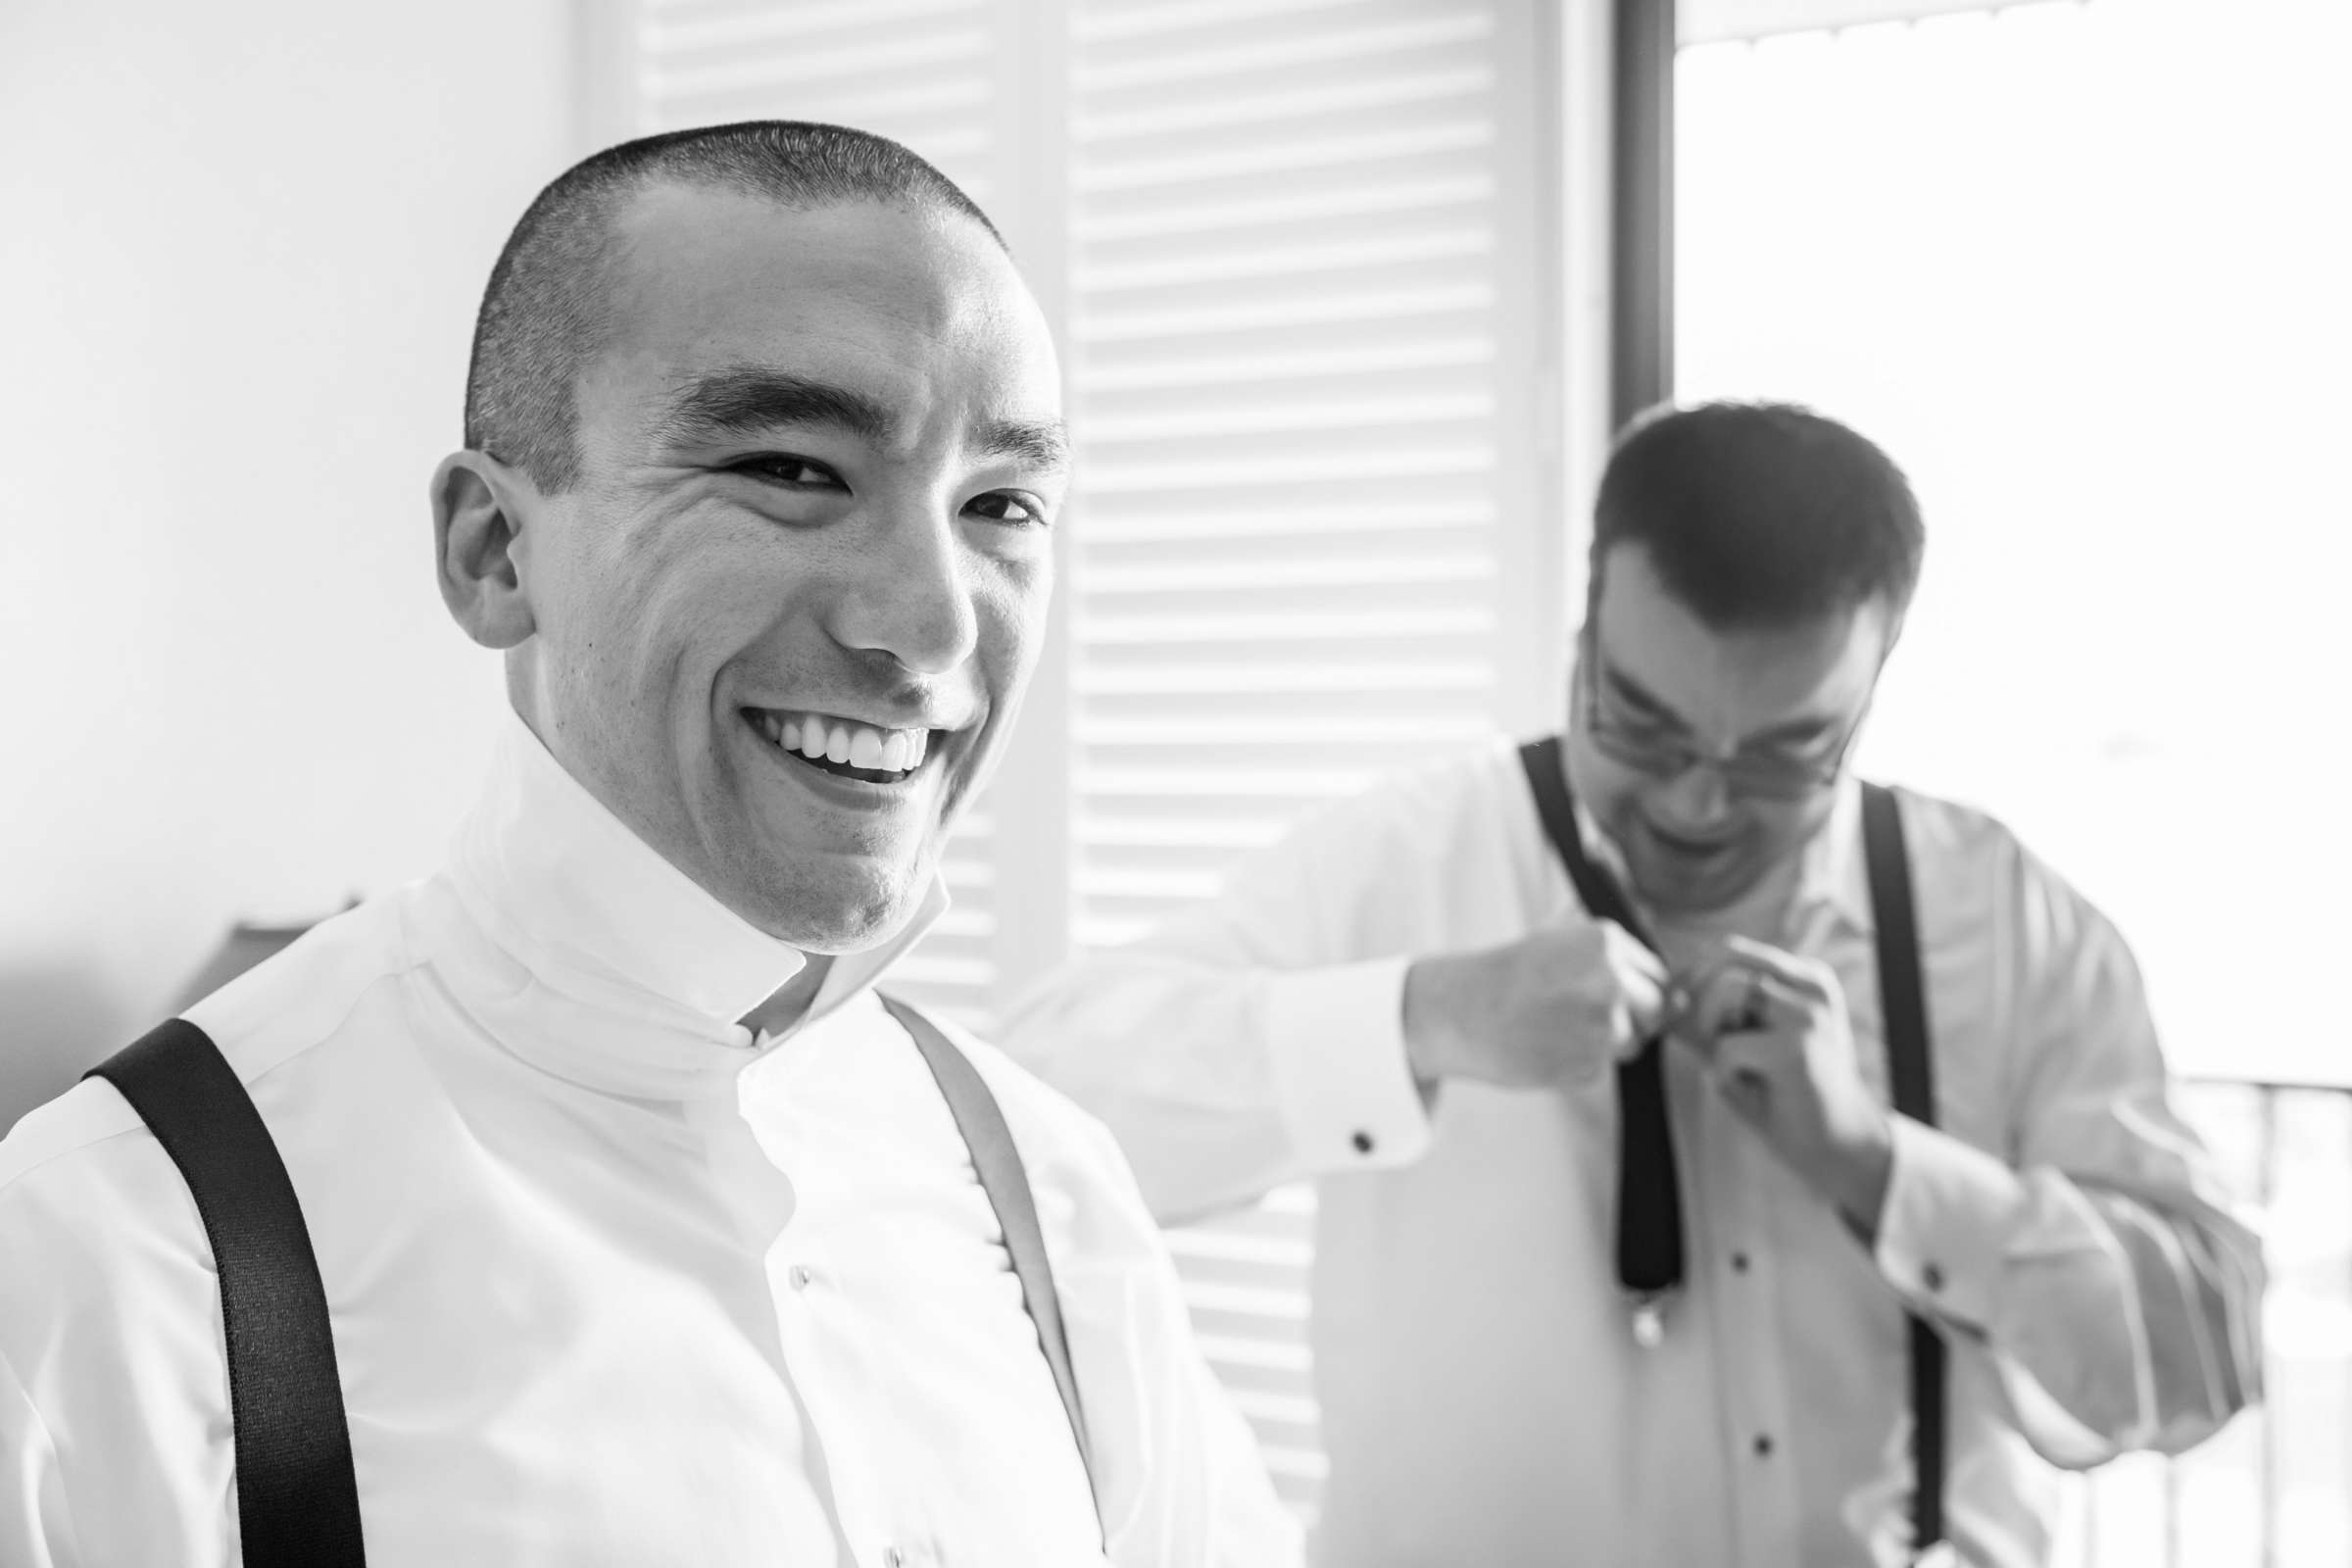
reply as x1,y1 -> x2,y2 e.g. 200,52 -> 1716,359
1922,1262 -> 1945,1292
1350,1130 -> 1375,1154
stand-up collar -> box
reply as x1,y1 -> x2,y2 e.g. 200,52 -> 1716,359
441,710 -> 947,1099
1800,773 -> 1874,935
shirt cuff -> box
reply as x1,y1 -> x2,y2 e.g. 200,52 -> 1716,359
1874,1114 -> 2027,1331
1263,956 -> 1434,1175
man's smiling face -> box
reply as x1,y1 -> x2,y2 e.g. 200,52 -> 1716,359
504,186 -> 1066,953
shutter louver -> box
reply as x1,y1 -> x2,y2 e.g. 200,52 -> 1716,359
1070,0 -> 1529,1516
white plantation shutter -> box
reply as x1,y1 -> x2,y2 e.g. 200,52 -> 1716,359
600,0 -> 1584,1521
1065,0 -> 1567,1516
632,0 -> 999,200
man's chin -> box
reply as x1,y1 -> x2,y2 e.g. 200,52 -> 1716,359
727,863 -> 928,956
1630,848 -> 1760,921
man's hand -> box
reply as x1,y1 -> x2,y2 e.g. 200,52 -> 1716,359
1401,920 -> 1669,1092
1677,935 -> 1895,1234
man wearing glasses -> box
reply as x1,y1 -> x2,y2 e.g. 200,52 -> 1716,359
1001,402 -> 2262,1566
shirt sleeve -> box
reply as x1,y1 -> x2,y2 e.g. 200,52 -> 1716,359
998,782 -> 1443,1223
0,1344 -> 81,1568
1870,847 -> 2266,1468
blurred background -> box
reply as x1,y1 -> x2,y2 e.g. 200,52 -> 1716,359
2,0 -> 2345,1560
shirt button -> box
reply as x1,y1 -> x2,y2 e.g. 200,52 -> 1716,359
787,1264 -> 813,1292
1730,1251 -> 1750,1274
1922,1262 -> 1945,1292
1753,1434 -> 1775,1457
1350,1130 -> 1375,1154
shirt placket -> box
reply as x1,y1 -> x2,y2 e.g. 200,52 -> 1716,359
1686,1031 -> 1807,1566
705,1072 -> 907,1568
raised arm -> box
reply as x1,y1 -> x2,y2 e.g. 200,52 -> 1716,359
1000,750 -> 1665,1222
998,783 -> 1441,1222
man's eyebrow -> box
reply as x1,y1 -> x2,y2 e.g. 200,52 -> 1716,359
656,368 -> 1067,472
977,416 -> 1070,472
1740,713 -> 1842,751
656,368 -> 896,449
1603,660 -> 1839,750
1601,662 -> 1687,728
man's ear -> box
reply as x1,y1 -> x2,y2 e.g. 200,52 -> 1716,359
431,450 -> 538,651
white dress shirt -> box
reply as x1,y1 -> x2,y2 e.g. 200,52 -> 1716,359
1001,736 -> 2264,1568
0,714 -> 1298,1568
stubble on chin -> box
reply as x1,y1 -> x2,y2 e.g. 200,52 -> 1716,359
727,840 -> 938,955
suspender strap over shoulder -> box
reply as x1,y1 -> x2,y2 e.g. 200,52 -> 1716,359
84,1020 -> 368,1568
1860,782 -> 1948,1556
879,993 -> 1103,1537
1517,735 -> 1687,1305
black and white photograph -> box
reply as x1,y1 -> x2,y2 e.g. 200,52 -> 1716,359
1,1 -> 2344,1563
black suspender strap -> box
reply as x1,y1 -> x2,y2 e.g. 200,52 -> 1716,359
1860,782 -> 1948,1556
83,1020 -> 368,1568
879,993 -> 1103,1536
1517,736 -> 1687,1309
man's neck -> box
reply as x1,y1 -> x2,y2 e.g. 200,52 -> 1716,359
740,955 -> 837,1040
1646,853 -> 1805,973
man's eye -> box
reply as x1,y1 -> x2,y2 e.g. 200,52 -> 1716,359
966,491 -> 1049,526
730,455 -> 844,489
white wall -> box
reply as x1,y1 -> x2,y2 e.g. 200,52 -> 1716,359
0,1 -> 578,1130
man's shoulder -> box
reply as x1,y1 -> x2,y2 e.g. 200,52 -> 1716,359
0,891 -> 416,1219
1877,780 -> 2033,874
1873,780 -> 2125,957
181,893 -> 419,1082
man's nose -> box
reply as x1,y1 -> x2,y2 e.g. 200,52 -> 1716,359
1652,756 -> 1734,826
831,503 -> 981,676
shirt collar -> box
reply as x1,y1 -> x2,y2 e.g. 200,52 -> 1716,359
1798,772 -> 1874,936
441,710 -> 947,1098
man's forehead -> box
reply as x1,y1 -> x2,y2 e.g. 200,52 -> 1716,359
1592,547 -> 1885,725
588,184 -> 1059,437
608,182 -> 1028,336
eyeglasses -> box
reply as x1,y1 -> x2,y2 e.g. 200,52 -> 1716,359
1575,636 -> 1867,803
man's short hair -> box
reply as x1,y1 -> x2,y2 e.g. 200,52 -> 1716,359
1590,401 -> 1926,628
464,121 -> 1004,493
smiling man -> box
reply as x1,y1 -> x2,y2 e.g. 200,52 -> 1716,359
0,123 -> 1295,1566
1002,402 -> 2265,1566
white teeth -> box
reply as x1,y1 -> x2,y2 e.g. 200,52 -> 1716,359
759,709 -> 931,775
